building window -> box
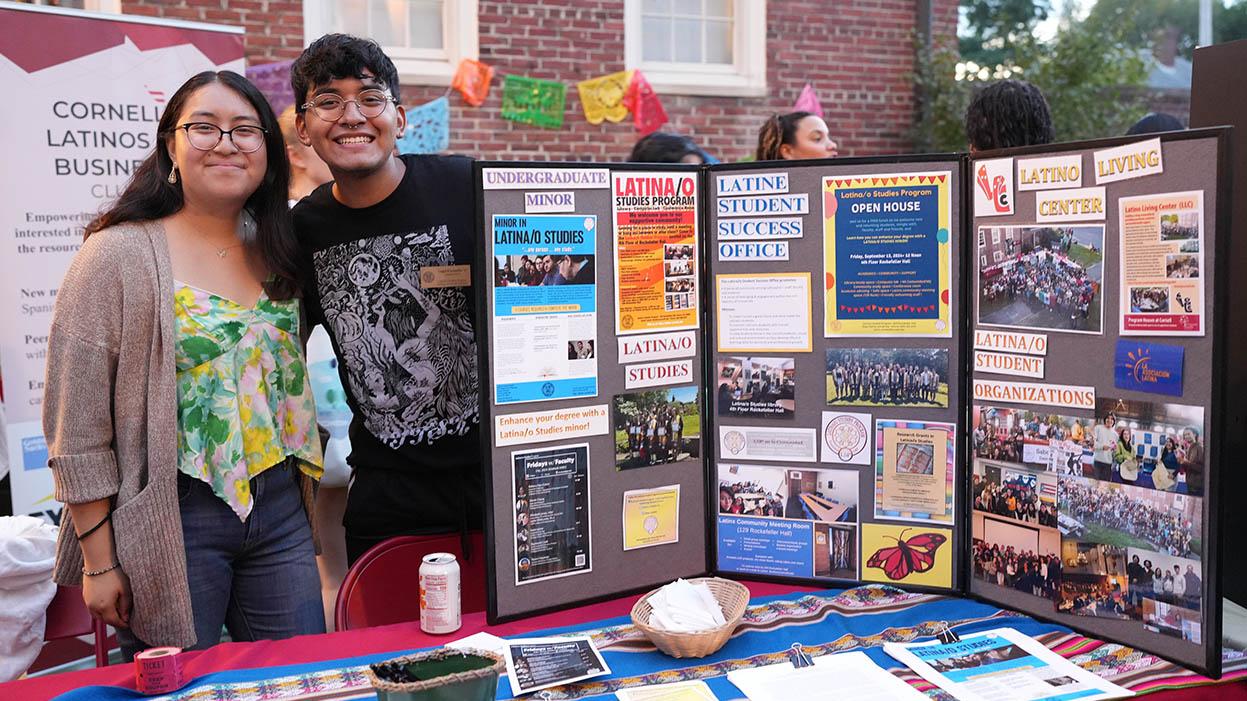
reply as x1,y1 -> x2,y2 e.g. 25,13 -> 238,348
981,255 -> 988,269
991,229 -> 1001,245
303,0 -> 478,86
977,230 -> 985,249
993,250 -> 1003,263
624,0 -> 767,97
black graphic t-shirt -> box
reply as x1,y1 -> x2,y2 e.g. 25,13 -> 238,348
295,155 -> 480,533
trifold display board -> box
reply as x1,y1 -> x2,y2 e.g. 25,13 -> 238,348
474,127 -> 1231,676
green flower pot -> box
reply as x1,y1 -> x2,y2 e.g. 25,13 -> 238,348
367,648 -> 505,701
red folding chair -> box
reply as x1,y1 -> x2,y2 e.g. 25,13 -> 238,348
42,584 -> 110,668
334,531 -> 486,631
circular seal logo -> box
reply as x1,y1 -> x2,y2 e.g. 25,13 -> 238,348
621,314 -> 634,329
541,382 -> 556,397
825,415 -> 868,462
723,430 -> 746,455
420,269 -> 436,287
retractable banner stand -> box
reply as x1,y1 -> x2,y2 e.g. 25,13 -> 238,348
0,4 -> 245,517
966,129 -> 1229,677
476,131 -> 1231,675
476,163 -> 709,623
705,156 -> 967,595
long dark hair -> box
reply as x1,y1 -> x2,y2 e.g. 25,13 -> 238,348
85,71 -> 300,300
755,111 -> 813,161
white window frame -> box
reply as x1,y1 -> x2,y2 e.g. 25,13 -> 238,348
302,0 -> 478,86
624,0 -> 767,97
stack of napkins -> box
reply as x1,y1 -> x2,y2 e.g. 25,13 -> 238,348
646,579 -> 727,632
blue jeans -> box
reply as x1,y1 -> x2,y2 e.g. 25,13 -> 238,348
120,462 -> 324,659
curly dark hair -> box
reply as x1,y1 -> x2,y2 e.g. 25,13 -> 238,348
291,33 -> 401,111
755,111 -> 814,161
964,80 -> 1055,152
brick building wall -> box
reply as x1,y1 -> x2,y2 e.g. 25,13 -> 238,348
120,0 -> 957,162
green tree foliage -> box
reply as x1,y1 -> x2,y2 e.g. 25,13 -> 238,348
914,4 -> 1149,152
959,0 -> 1052,66
1088,0 -> 1247,58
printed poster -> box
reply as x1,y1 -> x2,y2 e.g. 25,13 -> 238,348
613,172 -> 699,334
492,213 -> 598,404
512,444 -> 592,585
861,523 -> 953,587
823,172 -> 953,337
622,484 -> 680,550
716,273 -> 812,353
875,419 -> 955,523
1118,190 -> 1204,336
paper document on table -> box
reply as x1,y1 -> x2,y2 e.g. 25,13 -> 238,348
726,650 -> 927,700
883,627 -> 1132,701
445,631 -> 508,656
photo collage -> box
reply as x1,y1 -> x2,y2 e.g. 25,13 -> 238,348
664,243 -> 695,311
971,144 -> 1208,646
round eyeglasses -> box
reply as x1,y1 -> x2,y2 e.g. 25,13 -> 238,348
177,122 -> 268,153
301,89 -> 396,122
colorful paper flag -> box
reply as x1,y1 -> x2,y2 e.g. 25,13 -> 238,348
793,83 -> 824,117
397,96 -> 449,154
623,70 -> 667,135
451,58 -> 494,107
576,69 -> 633,124
500,75 -> 567,129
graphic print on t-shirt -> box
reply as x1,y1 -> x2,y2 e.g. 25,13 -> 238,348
313,227 -> 477,448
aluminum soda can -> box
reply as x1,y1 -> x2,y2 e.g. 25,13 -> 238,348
419,552 -> 462,634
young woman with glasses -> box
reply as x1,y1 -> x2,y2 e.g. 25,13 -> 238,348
44,71 -> 324,658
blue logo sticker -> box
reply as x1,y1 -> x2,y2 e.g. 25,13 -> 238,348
1115,341 -> 1184,397
21,435 -> 48,471
541,382 -> 556,397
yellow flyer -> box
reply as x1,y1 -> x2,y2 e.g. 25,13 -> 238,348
613,172 -> 699,335
622,484 -> 680,550
861,523 -> 952,588
822,172 -> 953,337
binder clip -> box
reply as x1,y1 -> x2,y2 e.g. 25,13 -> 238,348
936,621 -> 961,644
788,642 -> 815,669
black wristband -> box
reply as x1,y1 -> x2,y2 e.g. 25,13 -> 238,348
76,510 -> 112,542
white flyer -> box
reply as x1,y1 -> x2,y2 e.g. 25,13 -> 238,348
883,627 -> 1132,701
727,650 -> 928,700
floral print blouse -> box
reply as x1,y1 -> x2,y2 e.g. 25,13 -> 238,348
173,283 -> 323,520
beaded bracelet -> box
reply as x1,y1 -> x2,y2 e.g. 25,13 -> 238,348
83,562 -> 120,577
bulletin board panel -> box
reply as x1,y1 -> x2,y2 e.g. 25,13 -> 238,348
966,129 -> 1229,676
704,155 -> 968,596
476,162 -> 710,624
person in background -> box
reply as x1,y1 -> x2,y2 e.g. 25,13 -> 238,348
279,104 -> 350,630
1126,112 -> 1184,136
44,71 -> 324,658
964,79 -> 1054,153
290,34 -> 482,564
755,111 -> 839,161
628,131 -> 716,164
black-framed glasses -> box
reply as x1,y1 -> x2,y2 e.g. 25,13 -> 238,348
301,89 -> 396,122
177,122 -> 268,153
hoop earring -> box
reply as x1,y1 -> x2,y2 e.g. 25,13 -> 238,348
168,164 -> 178,184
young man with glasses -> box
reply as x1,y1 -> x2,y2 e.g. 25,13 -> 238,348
290,35 -> 482,564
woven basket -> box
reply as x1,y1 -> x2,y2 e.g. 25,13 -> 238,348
630,577 -> 749,659
366,648 -> 505,701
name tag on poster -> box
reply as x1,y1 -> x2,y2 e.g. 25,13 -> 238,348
419,264 -> 471,288
1114,340 -> 1184,396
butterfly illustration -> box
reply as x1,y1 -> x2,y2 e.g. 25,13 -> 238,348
866,529 -> 947,580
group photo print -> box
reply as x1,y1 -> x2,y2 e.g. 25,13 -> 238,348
1057,541 -> 1132,620
971,513 -> 1061,602
972,405 -> 1093,476
494,253 -> 596,287
977,225 -> 1104,335
972,460 -> 1059,529
1093,397 -> 1204,494
825,347 -> 949,408
716,356 -> 796,419
1059,476 -> 1201,560
613,386 -> 700,470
